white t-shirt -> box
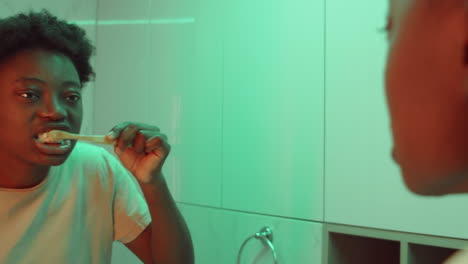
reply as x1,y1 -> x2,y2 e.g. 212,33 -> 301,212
0,142 -> 152,264
444,248 -> 468,264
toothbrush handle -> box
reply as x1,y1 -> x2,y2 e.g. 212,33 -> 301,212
72,135 -> 115,145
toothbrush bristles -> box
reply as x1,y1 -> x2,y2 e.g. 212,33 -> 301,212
38,130 -> 63,143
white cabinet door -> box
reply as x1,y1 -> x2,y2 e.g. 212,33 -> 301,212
325,0 -> 468,238
222,0 -> 325,221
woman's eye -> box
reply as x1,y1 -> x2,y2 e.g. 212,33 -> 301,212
19,92 -> 39,100
66,94 -> 81,102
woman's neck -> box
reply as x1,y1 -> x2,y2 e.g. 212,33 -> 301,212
0,162 -> 50,189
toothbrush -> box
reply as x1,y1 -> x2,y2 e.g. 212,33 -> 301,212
39,130 -> 116,145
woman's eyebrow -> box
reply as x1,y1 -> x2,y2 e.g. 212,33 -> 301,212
15,77 -> 81,89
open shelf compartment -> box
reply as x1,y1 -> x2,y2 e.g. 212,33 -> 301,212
323,223 -> 468,264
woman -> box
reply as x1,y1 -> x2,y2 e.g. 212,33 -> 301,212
0,9 -> 194,264
385,0 -> 468,262
385,0 -> 468,196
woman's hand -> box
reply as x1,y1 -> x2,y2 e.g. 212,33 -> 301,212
106,122 -> 171,184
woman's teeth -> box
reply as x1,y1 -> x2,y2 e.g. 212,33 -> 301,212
37,132 -> 62,144
38,138 -> 70,145
49,140 -> 65,144
34,138 -> 73,155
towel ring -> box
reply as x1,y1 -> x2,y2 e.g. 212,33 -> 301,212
237,226 -> 279,264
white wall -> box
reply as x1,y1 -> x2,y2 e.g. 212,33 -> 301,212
222,0 -> 324,221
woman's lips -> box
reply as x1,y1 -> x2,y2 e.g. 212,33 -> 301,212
33,138 -> 73,155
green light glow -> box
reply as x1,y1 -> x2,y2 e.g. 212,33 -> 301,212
69,18 -> 195,25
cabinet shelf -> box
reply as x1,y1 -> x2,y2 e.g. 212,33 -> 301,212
407,243 -> 457,264
323,223 -> 468,264
328,232 -> 399,264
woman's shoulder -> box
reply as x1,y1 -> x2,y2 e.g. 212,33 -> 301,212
67,142 -> 116,167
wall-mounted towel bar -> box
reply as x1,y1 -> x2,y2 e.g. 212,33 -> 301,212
237,226 -> 279,264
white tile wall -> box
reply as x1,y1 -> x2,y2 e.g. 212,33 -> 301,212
79,25 -> 97,135
221,0 -> 325,221
179,203 -> 322,264
0,0 -> 96,20
148,0 -> 223,206
93,24 -> 151,134
97,0 -> 150,20
94,2 -> 151,264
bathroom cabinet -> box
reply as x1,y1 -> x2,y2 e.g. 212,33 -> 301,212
324,223 -> 467,264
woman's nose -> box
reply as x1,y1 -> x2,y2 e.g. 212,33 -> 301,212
38,96 -> 66,121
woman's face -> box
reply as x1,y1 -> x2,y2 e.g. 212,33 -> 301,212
385,0 -> 468,96
384,0 -> 468,182
385,0 -> 467,49
0,48 -> 83,167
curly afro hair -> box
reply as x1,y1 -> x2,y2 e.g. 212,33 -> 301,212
0,9 -> 96,86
